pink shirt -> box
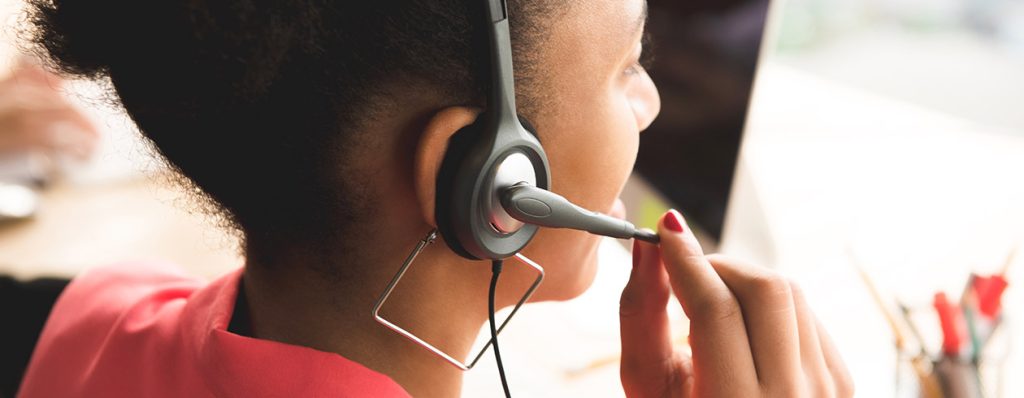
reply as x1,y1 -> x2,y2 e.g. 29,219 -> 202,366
18,263 -> 410,397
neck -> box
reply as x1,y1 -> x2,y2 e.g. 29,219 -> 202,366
241,231 -> 497,398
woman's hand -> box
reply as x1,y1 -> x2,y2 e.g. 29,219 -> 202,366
618,210 -> 853,397
0,58 -> 97,159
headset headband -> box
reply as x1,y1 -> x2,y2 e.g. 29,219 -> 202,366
485,0 -> 517,126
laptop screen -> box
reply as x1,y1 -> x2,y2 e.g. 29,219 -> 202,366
634,0 -> 771,240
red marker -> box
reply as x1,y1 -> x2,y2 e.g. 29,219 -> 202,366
973,275 -> 1008,319
934,292 -> 965,356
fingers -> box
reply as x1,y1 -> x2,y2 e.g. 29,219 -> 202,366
706,255 -> 802,393
656,210 -> 758,394
816,317 -> 855,397
619,239 -> 675,396
655,209 -> 852,397
0,80 -> 98,158
790,283 -> 835,396
15,111 -> 98,154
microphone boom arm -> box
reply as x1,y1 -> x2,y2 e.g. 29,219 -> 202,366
500,183 -> 659,243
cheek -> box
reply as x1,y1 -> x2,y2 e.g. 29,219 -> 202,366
629,70 -> 661,131
547,99 -> 639,211
520,92 -> 641,301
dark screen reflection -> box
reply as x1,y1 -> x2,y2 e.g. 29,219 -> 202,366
637,0 -> 770,239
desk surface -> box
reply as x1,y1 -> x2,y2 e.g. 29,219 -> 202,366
0,176 -> 242,280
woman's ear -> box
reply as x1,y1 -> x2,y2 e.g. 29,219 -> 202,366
413,106 -> 479,227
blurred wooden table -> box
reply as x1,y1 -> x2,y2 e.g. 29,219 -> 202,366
0,175 -> 242,280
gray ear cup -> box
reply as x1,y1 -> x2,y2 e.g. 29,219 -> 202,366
434,112 -> 550,260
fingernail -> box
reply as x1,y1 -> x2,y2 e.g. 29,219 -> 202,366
665,210 -> 685,233
632,239 -> 641,268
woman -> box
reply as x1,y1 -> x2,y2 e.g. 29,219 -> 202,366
18,0 -> 852,396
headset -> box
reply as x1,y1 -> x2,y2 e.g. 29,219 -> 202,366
435,0 -> 657,263
375,0 -> 656,394
426,0 -> 657,396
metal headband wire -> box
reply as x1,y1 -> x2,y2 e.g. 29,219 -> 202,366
371,229 -> 545,370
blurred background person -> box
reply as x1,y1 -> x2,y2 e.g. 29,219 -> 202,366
0,56 -> 97,186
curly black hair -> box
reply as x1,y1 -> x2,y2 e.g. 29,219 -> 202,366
22,0 -> 564,266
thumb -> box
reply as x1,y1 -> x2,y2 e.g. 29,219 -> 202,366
619,239 -> 675,396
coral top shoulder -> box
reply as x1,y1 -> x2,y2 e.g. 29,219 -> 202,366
18,263 -> 410,398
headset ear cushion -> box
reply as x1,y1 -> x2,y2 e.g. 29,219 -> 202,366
434,120 -> 484,260
435,114 -> 546,260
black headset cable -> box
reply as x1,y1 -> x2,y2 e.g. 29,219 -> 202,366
489,259 -> 512,398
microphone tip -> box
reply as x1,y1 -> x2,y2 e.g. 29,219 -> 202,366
633,228 -> 660,244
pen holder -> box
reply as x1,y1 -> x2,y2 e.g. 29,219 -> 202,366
894,313 -> 1011,398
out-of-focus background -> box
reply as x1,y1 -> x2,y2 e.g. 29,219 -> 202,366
775,0 -> 1024,133
726,0 -> 1024,396
1,0 -> 1023,396
0,0 -> 241,279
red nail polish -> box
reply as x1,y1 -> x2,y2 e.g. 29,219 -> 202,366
632,239 -> 641,268
665,210 -> 685,233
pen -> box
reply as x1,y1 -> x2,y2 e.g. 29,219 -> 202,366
897,302 -> 943,398
850,253 -> 945,397
898,302 -> 929,358
959,277 -> 982,362
974,274 -> 1008,321
933,292 -> 964,358
850,250 -> 906,351
1000,247 -> 1016,276
973,261 -> 1010,350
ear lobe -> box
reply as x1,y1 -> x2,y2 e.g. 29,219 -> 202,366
413,106 -> 480,227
